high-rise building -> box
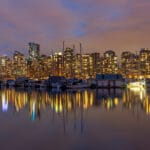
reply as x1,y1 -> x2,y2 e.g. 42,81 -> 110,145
13,51 -> 27,78
100,50 -> 118,74
73,54 -> 82,78
29,42 -> 40,60
46,55 -> 53,77
121,51 -> 133,78
38,55 -> 50,79
82,54 -> 93,79
90,53 -> 101,77
121,51 -> 139,78
53,52 -> 63,76
63,48 -> 74,78
0,56 -> 12,79
139,48 -> 150,78
27,59 -> 40,80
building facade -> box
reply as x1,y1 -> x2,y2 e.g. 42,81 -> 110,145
0,56 -> 12,79
13,51 -> 27,78
100,50 -> 118,74
139,48 -> 150,78
63,48 -> 74,78
29,42 -> 40,60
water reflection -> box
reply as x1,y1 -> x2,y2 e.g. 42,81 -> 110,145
0,88 -> 150,120
1,88 -> 150,150
122,88 -> 150,119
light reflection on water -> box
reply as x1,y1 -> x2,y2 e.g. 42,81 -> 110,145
1,88 -> 150,118
1,88 -> 150,150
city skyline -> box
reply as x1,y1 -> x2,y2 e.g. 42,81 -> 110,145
0,0 -> 150,56
0,43 -> 150,80
0,41 -> 149,58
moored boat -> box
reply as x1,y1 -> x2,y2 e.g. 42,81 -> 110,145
126,79 -> 146,89
66,79 -> 90,89
0,80 -> 5,87
6,80 -> 15,87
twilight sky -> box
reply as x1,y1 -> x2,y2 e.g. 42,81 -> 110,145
0,0 -> 150,56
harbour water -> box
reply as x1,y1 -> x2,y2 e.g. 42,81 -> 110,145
0,88 -> 150,150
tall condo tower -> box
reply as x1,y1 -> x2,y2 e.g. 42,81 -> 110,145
28,42 -> 40,60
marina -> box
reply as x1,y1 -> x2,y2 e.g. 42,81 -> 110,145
1,75 -> 150,90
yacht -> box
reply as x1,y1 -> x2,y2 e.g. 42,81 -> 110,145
66,79 -> 90,89
126,79 -> 146,89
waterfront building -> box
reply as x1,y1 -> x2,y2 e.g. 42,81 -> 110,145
46,55 -> 53,76
129,53 -> 140,79
90,52 -> 101,77
121,51 -> 133,78
100,50 -> 118,74
0,56 -> 12,79
27,59 -> 41,80
38,55 -> 50,79
82,54 -> 93,79
53,52 -> 63,76
121,51 -> 140,79
13,51 -> 27,79
73,53 -> 93,79
29,42 -> 40,60
73,54 -> 82,78
139,48 -> 150,78
63,48 -> 74,78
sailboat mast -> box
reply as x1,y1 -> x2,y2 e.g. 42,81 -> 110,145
72,45 -> 75,78
80,43 -> 82,78
63,41 -> 65,54
62,41 -> 65,76
51,49 -> 54,76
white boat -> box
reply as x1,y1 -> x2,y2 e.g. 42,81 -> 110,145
127,79 -> 146,89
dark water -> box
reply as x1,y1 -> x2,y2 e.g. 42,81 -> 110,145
0,87 -> 150,150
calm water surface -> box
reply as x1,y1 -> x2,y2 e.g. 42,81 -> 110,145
0,88 -> 150,150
